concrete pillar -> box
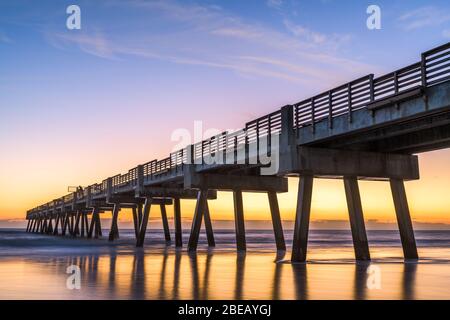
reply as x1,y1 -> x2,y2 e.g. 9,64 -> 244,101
343,177 -> 370,261
74,210 -> 81,236
390,179 -> 418,259
268,192 -> 286,251
188,189 -> 208,252
233,190 -> 246,251
69,214 -> 75,235
108,203 -> 121,241
25,220 -> 31,232
83,213 -> 89,236
291,175 -> 314,262
160,203 -> 171,242
173,197 -> 183,248
88,208 -> 97,238
80,212 -> 85,237
96,211 -> 102,237
47,217 -> 53,234
136,197 -> 152,247
62,214 -> 68,236
53,214 -> 60,235
204,201 -> 215,247
137,204 -> 143,228
132,207 -> 139,238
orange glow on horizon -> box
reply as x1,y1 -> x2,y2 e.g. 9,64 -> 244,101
1,149 -> 450,225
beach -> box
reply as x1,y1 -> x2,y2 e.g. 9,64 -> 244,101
1,228 -> 450,300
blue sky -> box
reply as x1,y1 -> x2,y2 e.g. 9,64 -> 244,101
2,0 -> 450,220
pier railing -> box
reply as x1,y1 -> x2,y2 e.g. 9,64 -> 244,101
27,42 -> 450,215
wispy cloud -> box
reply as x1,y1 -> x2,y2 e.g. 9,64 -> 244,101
47,31 -> 116,60
46,0 -> 375,87
266,0 -> 283,9
283,19 -> 351,48
398,6 -> 450,31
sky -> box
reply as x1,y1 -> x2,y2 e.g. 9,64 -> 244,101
1,0 -> 450,228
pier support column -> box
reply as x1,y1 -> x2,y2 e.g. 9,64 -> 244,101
88,207 -> 101,238
53,214 -> 60,235
137,204 -> 143,228
108,203 -> 121,241
132,207 -> 139,238
292,175 -> 314,262
204,201 -> 215,247
69,214 -> 75,235
83,213 -> 89,236
173,197 -> 183,248
136,197 -> 152,247
25,220 -> 31,232
268,192 -> 286,251
47,217 -> 53,234
188,189 -> 208,252
233,190 -> 246,251
80,212 -> 85,237
62,214 -> 68,236
344,177 -> 370,261
33,219 -> 38,232
160,203 -> 171,243
390,179 -> 418,259
74,210 -> 81,237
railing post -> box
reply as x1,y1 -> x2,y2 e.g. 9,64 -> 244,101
394,71 -> 399,94
347,83 -> 352,124
310,98 -> 315,133
86,186 -> 92,208
328,90 -> 333,129
106,177 -> 113,202
136,165 -> 144,197
280,104 -> 296,173
421,53 -> 427,87
369,74 -> 375,102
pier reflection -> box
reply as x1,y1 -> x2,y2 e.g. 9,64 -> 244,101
28,250 -> 420,300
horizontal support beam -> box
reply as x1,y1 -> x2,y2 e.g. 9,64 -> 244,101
283,146 -> 419,180
138,187 -> 217,199
184,167 -> 288,192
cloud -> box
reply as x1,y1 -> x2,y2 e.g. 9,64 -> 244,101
398,6 -> 450,31
266,0 -> 283,9
283,19 -> 351,48
46,0 -> 375,87
47,31 -> 116,60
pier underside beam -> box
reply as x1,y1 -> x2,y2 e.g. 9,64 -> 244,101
281,146 -> 419,180
184,169 -> 289,193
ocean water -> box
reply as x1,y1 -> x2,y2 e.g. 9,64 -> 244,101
1,228 -> 450,299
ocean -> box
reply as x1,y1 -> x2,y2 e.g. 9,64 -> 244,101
1,228 -> 450,299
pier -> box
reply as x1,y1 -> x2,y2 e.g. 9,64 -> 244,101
26,42 -> 450,262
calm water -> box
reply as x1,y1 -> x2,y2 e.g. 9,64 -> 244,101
1,228 -> 450,299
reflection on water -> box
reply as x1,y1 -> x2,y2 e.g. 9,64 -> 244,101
1,230 -> 450,299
